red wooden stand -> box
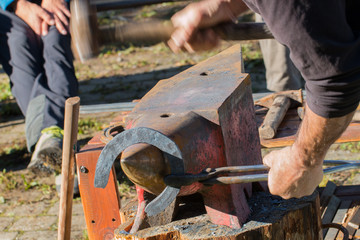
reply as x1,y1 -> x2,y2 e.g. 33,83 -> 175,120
75,114 -> 128,240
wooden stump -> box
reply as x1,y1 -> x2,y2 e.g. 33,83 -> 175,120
114,191 -> 322,240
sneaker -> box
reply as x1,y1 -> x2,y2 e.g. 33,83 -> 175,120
27,126 -> 63,174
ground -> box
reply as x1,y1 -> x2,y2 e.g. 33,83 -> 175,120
0,2 -> 359,240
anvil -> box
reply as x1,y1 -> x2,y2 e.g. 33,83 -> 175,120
94,44 -> 263,231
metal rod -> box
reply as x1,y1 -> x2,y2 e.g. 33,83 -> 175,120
165,161 -> 360,186
323,160 -> 360,165
79,102 -> 137,114
202,173 -> 268,185
200,162 -> 360,185
323,163 -> 360,175
210,164 -> 270,173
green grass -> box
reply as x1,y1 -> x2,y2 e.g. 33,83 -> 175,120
0,81 -> 12,101
0,169 -> 18,190
135,6 -> 158,19
78,118 -> 104,135
21,174 -> 39,191
0,169 -> 55,193
118,182 -> 135,195
242,43 -> 263,61
3,144 -> 23,155
339,142 -> 360,153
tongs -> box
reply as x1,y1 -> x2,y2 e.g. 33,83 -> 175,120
164,160 -> 360,187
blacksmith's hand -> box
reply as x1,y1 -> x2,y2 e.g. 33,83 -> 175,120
13,0 -> 55,36
41,0 -> 71,35
169,0 -> 248,53
263,146 -> 323,199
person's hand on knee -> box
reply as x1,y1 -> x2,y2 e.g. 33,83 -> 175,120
13,0 -> 55,36
41,0 -> 71,35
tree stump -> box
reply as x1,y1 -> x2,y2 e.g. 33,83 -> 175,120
114,191 -> 322,240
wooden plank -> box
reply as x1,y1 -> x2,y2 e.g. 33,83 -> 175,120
322,195 -> 341,238
324,200 -> 352,240
321,181 -> 337,215
259,119 -> 360,148
346,208 -> 360,238
338,196 -> 360,202
353,229 -> 360,240
335,185 -> 360,197
76,147 -> 121,240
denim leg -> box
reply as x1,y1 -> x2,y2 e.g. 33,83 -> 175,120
0,9 -> 78,151
0,9 -> 43,115
41,25 -> 79,131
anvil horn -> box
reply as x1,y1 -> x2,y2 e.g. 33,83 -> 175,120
94,127 -> 185,215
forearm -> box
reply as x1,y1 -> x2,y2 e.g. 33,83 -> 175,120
293,104 -> 355,167
263,103 -> 355,199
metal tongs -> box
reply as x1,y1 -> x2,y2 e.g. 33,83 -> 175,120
164,160 -> 360,188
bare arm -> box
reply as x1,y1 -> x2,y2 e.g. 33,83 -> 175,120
263,104 -> 355,199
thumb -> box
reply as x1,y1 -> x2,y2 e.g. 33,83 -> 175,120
262,152 -> 274,167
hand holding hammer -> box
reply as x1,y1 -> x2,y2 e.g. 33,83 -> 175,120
70,0 -> 274,62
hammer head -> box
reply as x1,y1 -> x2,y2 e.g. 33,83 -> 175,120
255,89 -> 303,108
70,0 -> 99,62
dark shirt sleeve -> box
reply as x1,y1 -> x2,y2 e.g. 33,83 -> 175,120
243,0 -> 360,118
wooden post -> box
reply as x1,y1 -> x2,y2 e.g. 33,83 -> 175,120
58,97 -> 80,240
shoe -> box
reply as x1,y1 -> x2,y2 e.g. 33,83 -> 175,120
55,174 -> 80,197
27,126 -> 63,174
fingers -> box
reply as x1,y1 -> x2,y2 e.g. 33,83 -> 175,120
168,28 -> 220,53
54,9 -> 69,27
41,0 -> 70,35
263,146 -> 324,199
54,14 -> 67,35
59,2 -> 71,18
32,22 -> 42,36
41,20 -> 49,36
168,27 -> 192,53
38,7 -> 55,26
53,2 -> 71,31
262,149 -> 274,167
169,2 -> 216,53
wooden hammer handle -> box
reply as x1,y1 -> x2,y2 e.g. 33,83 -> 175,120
259,95 -> 290,140
58,97 -> 80,240
99,21 -> 273,45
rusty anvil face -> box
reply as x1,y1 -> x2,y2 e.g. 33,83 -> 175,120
94,44 -> 263,231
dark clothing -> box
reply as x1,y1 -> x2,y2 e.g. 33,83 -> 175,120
243,0 -> 360,118
0,8 -> 78,151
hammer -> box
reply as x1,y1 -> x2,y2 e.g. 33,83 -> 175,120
70,0 -> 274,62
256,90 -> 303,139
